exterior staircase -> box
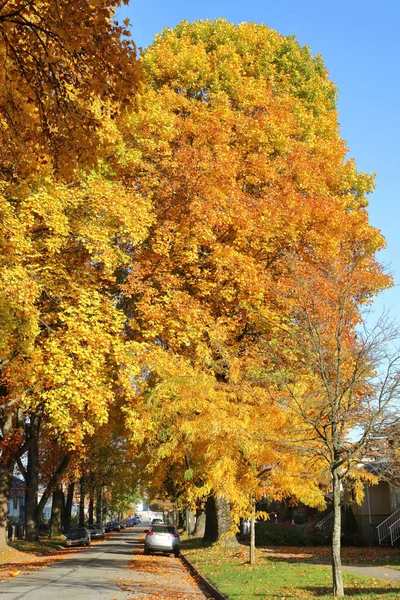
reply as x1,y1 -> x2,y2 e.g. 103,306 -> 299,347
376,509 -> 400,545
316,511 -> 334,535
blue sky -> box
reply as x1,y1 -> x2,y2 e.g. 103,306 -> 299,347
117,0 -> 400,323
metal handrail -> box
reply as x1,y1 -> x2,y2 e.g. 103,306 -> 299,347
389,519 -> 400,546
316,511 -> 334,535
377,508 -> 400,544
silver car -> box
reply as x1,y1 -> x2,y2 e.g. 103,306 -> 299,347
144,524 -> 180,557
88,523 -> 105,540
65,527 -> 91,547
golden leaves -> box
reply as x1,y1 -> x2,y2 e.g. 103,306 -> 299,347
0,0 -> 139,180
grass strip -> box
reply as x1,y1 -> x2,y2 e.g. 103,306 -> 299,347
183,543 -> 400,599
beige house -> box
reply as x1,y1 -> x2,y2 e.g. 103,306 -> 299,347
350,466 -> 400,544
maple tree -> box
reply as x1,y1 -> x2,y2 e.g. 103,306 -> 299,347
117,20 -> 395,594
0,150 -> 153,544
0,0 -> 144,546
0,0 -> 157,550
262,248 -> 398,597
116,18 -> 362,545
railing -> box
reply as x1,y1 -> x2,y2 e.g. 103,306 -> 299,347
389,518 -> 400,545
377,508 -> 400,544
316,511 -> 334,535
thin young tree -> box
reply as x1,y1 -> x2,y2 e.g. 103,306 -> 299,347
265,247 -> 399,598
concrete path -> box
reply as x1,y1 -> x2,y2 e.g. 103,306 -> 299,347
339,563 -> 400,582
261,548 -> 400,583
0,524 -> 208,599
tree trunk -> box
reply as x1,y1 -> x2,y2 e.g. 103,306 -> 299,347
203,495 -> 218,544
88,495 -> 94,525
192,508 -> 206,538
64,482 -> 74,533
96,487 -> 102,524
25,416 -> 40,542
50,485 -> 64,538
35,454 -> 70,524
186,508 -> 195,536
0,458 -> 14,548
79,477 -> 85,527
215,496 -> 238,547
250,504 -> 256,565
0,395 -> 28,547
203,495 -> 238,546
332,468 -> 344,598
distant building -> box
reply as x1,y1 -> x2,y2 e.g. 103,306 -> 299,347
8,476 -> 26,523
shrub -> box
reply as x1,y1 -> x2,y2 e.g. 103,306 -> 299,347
285,526 -> 308,546
255,522 -> 284,545
255,521 -> 328,546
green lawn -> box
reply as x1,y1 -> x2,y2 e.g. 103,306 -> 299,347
182,543 -> 400,599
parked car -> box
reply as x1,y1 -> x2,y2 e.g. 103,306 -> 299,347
119,521 -> 127,529
125,518 -> 133,527
88,523 -> 105,540
66,527 -> 91,547
144,524 -> 180,557
105,521 -> 121,532
151,518 -> 163,524
132,516 -> 141,525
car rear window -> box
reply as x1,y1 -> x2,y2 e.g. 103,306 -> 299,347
68,528 -> 86,539
151,525 -> 177,534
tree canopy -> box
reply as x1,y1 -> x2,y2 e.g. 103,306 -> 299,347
0,0 -> 138,179
117,18 -> 388,513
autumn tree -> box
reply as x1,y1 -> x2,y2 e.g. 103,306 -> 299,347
0,0 -> 144,547
261,245 -> 397,597
118,19 -> 383,550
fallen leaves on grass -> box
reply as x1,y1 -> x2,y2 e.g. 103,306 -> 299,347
259,545 -> 400,566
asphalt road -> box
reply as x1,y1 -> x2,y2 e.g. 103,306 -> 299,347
0,524 -> 207,599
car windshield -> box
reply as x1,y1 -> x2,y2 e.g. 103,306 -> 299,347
68,528 -> 86,539
151,525 -> 177,534
89,525 -> 102,530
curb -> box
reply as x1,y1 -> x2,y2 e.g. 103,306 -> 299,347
180,552 -> 228,600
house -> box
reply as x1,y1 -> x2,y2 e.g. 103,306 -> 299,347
8,476 -> 26,523
349,463 -> 400,545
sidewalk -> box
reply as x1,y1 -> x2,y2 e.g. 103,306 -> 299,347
336,563 -> 400,583
261,548 -> 400,583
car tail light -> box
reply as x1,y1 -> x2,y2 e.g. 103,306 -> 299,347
147,531 -> 154,536
172,533 -> 179,538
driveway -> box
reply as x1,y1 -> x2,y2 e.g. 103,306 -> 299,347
0,524 -> 208,599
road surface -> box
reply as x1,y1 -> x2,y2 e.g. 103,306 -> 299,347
0,524 -> 208,599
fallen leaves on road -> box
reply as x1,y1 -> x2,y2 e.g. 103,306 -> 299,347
117,550 -> 209,599
0,537 -> 108,584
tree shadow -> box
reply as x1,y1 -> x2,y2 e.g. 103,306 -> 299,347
303,587 -> 399,597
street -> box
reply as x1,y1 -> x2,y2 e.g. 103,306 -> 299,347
0,524 -> 208,599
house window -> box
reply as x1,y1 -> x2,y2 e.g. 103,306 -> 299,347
13,498 -> 18,510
